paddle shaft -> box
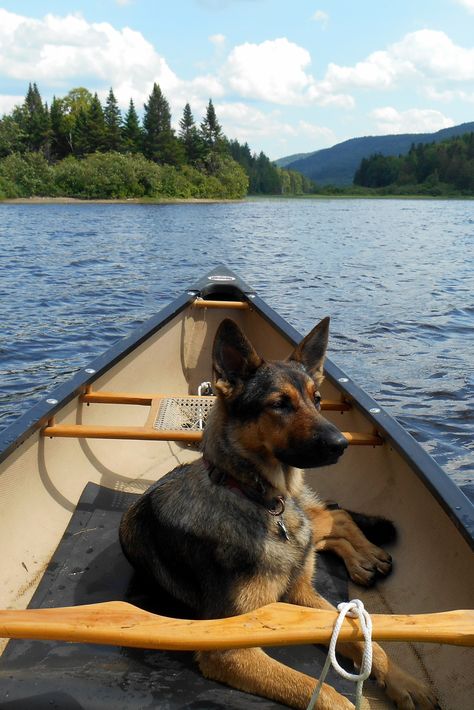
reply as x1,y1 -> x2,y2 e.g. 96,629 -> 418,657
0,602 -> 472,650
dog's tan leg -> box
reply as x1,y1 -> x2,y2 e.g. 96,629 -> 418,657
287,566 -> 439,710
307,504 -> 392,586
197,647 -> 354,710
196,575 -> 354,709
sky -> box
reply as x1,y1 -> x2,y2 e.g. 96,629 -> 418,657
0,0 -> 473,160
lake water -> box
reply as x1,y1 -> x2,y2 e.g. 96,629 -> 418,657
0,198 -> 473,485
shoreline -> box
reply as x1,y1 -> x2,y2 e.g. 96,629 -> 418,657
0,196 -> 240,205
1,194 -> 472,205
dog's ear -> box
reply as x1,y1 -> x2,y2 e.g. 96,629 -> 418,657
288,316 -> 330,381
212,319 -> 263,397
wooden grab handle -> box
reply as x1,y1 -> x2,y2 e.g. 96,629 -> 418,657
0,602 -> 472,650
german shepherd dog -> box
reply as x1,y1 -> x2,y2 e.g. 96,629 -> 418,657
120,318 -> 438,709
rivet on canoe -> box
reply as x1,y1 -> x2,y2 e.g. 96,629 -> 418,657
85,368 -> 96,374
46,398 -> 58,405
369,408 -> 381,414
338,377 -> 349,383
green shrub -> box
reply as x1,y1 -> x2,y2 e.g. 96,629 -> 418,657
53,152 -> 163,198
0,152 -> 55,196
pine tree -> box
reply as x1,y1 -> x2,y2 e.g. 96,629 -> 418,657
20,83 -> 50,154
200,99 -> 223,150
122,99 -> 142,153
104,88 -> 122,152
179,103 -> 204,165
72,94 -> 106,156
143,83 -> 183,165
87,93 -> 106,153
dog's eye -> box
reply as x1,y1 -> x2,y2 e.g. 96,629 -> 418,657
269,396 -> 293,412
313,392 -> 322,410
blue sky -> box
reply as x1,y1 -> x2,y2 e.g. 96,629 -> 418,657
0,0 -> 473,159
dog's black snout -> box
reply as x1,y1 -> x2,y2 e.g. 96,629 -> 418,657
328,430 -> 349,455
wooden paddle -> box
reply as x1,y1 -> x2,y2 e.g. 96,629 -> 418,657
0,602 -> 472,650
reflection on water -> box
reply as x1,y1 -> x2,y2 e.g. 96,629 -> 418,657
0,199 -> 473,484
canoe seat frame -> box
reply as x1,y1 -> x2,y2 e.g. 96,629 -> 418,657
42,389 -> 383,446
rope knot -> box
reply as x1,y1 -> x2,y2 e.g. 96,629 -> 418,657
306,599 -> 373,710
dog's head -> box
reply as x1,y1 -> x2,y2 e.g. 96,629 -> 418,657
211,318 -> 348,469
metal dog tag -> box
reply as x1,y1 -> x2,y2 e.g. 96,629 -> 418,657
277,518 -> 290,541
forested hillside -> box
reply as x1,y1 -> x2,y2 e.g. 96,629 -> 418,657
278,122 -> 474,187
354,133 -> 474,194
0,83 -> 312,200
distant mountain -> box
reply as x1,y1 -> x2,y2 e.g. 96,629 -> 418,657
275,152 -> 310,168
276,122 -> 474,186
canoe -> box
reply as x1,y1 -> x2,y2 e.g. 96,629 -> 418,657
0,265 -> 472,710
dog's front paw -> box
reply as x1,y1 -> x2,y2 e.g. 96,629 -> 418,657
310,682 -> 355,710
378,663 -> 439,709
345,543 -> 392,586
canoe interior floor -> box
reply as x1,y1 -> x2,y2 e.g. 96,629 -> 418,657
0,482 -> 393,710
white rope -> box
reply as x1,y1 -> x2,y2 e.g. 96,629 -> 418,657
306,599 -> 373,710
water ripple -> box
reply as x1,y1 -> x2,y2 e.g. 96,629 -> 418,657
0,199 -> 473,485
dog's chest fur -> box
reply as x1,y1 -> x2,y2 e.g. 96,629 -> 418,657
148,462 -> 314,598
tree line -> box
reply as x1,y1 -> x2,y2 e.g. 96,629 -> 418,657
353,133 -> 474,195
0,83 -> 314,200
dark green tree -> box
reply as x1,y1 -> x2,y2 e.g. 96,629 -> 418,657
353,153 -> 400,188
122,99 -> 143,153
72,107 -> 90,157
104,88 -> 122,152
61,87 -> 94,156
179,103 -> 205,165
200,99 -> 223,150
143,83 -> 183,165
17,83 -> 50,154
50,97 -> 71,160
87,93 -> 106,153
72,93 -> 106,157
0,114 -> 26,157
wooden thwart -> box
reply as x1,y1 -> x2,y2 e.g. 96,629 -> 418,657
42,423 -> 381,446
44,390 -> 372,443
81,391 -> 352,412
193,298 -> 250,310
0,602 -> 472,650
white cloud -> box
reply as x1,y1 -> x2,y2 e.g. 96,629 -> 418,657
371,107 -> 455,134
425,86 -> 474,103
323,30 -> 474,91
453,0 -> 474,12
209,33 -> 226,47
216,102 -> 295,140
394,30 -> 474,81
215,102 -> 336,157
0,8 -> 179,106
221,37 -> 353,107
222,38 -> 313,104
312,10 -> 329,28
0,94 -> 23,115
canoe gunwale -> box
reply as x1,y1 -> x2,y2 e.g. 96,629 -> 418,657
246,288 -> 474,549
0,290 -> 194,465
0,264 -> 472,549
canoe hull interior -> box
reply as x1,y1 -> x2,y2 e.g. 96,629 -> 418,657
0,275 -> 472,709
